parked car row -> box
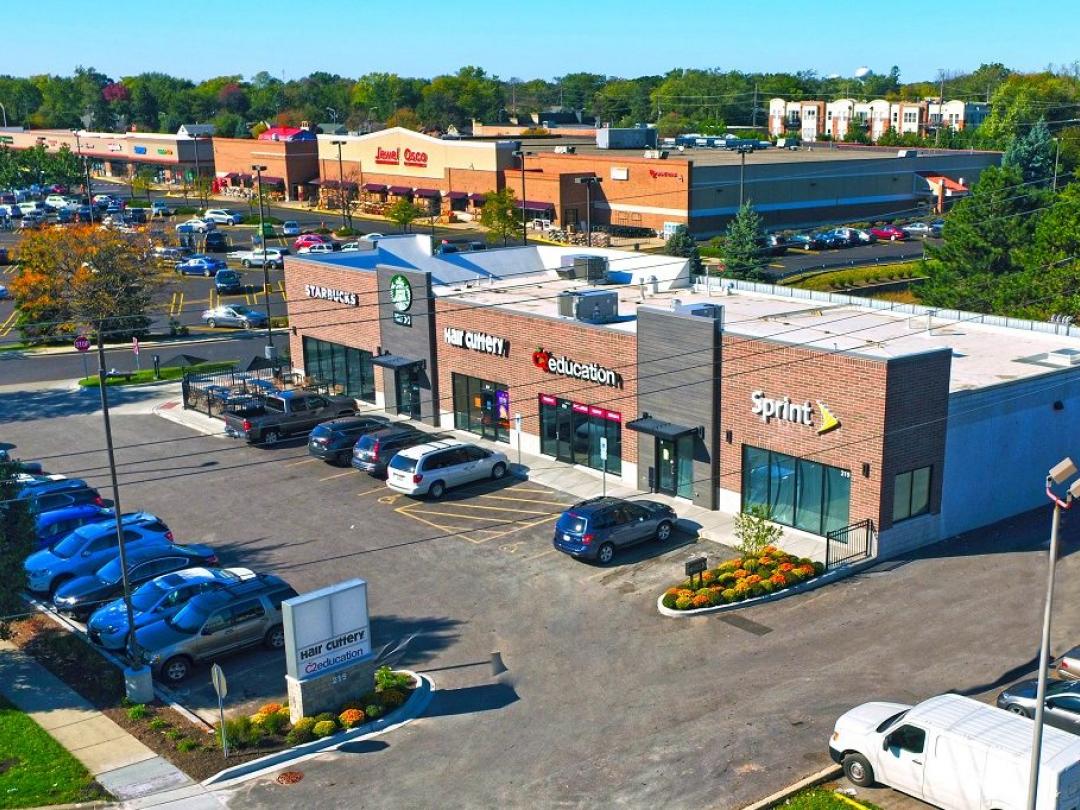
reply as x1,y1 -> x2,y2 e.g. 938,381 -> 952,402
5,455 -> 297,685
781,220 -> 944,252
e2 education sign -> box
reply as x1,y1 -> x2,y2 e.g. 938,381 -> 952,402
283,579 -> 371,682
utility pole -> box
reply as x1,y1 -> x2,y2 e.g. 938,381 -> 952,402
1053,138 -> 1061,192
751,84 -> 759,129
935,70 -> 946,147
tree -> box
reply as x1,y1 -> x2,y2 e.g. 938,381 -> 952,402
1003,118 -> 1055,185
720,202 -> 767,280
385,197 -> 425,233
0,460 -> 35,640
478,188 -> 521,246
663,225 -> 702,274
9,227 -> 154,342
733,505 -> 784,557
385,108 -> 422,130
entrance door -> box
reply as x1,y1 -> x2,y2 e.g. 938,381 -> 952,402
396,366 -> 421,419
657,438 -> 676,495
556,402 -> 574,463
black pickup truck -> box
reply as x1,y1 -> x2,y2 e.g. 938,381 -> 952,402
223,390 -> 356,444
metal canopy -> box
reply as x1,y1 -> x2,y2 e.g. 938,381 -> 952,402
371,354 -> 424,370
625,415 -> 698,441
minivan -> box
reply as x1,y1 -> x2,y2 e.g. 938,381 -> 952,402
386,440 -> 509,499
351,426 -> 434,477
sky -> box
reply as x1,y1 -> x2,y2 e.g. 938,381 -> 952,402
6,0 -> 1074,83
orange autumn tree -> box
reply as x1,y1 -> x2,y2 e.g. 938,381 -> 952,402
10,226 -> 154,343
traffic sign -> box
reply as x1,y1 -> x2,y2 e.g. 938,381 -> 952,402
73,336 -> 91,353
132,337 -> 140,356
211,663 -> 227,699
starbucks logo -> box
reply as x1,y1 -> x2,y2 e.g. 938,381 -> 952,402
389,274 -> 412,313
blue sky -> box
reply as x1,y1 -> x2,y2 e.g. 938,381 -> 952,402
9,0 -> 1072,82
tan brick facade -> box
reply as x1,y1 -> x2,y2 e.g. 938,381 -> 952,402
212,137 -> 319,201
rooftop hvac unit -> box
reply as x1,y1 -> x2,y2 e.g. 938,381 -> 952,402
572,255 -> 608,283
557,289 -> 619,324
643,149 -> 669,159
553,145 -> 576,154
1045,348 -> 1080,368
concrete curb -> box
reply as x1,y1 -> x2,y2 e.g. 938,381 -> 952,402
739,765 -> 843,810
201,671 -> 433,787
656,557 -> 877,618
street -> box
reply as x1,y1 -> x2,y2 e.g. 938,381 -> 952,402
1,383 -> 1076,809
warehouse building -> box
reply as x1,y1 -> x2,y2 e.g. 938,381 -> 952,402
284,238 -> 1080,558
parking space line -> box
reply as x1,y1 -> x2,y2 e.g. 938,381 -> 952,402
277,281 -> 287,301
286,458 -> 318,466
318,470 -> 357,481
524,548 -> 556,561
357,487 -> 389,496
0,309 -> 18,337
425,502 -> 553,515
503,485 -> 556,494
477,493 -> 573,506
407,510 -> 513,523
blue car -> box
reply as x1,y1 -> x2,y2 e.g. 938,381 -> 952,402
24,512 -> 174,595
34,505 -> 114,551
175,255 -> 226,277
552,497 -> 677,565
88,566 -> 256,650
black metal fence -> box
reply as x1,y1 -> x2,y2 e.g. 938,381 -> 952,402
182,362 -> 293,420
824,518 -> 875,570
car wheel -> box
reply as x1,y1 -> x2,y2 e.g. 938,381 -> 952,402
1007,704 -> 1030,718
428,480 -> 446,499
264,625 -> 285,649
242,259 -> 251,268
263,429 -> 280,444
47,575 -> 72,597
491,462 -> 507,480
656,520 -> 673,542
162,656 -> 192,683
597,542 -> 615,565
207,318 -> 217,328
240,319 -> 250,329
842,753 -> 875,787
203,268 -> 212,277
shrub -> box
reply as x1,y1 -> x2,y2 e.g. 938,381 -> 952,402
149,718 -> 169,731
285,726 -> 315,746
375,666 -> 413,693
314,712 -> 337,724
220,715 -> 265,749
127,704 -> 150,721
259,702 -> 284,716
750,583 -> 765,598
176,739 -> 199,752
699,570 -> 717,585
760,579 -> 776,594
339,708 -> 366,729
733,569 -> 748,579
365,705 -> 383,720
165,729 -> 184,741
260,710 -> 289,736
313,720 -> 338,738
770,573 -> 788,588
277,706 -> 292,719
742,559 -> 759,572
335,226 -> 358,237
733,504 -> 784,556
381,688 -> 407,708
717,572 -> 737,586
707,589 -> 724,607
661,593 -> 678,609
813,561 -> 825,575
250,712 -> 268,727
778,562 -> 795,573
691,594 -> 710,608
718,558 -> 742,572
721,588 -> 737,603
674,596 -> 693,610
664,587 -> 680,598
745,574 -> 762,586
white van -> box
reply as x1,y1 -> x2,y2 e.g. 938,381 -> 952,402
830,694 -> 1080,810
386,439 -> 509,499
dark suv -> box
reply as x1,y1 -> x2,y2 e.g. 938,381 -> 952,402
351,426 -> 435,477
9,477 -> 104,516
553,497 -> 677,565
134,574 -> 298,683
308,415 -> 391,465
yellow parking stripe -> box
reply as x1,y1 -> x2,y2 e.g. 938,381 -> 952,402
406,510 -> 513,523
0,309 -> 18,337
419,502 -> 553,515
277,281 -> 287,301
477,493 -> 572,506
318,470 -> 357,481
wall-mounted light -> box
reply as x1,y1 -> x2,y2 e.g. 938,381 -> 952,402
862,462 -> 871,478
725,430 -> 733,444
1054,400 -> 1065,411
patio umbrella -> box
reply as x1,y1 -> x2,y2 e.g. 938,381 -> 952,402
243,355 -> 279,372
160,353 -> 209,368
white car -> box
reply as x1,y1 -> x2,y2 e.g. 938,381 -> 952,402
45,194 -> 69,210
281,221 -> 301,237
361,233 -> 383,242
150,201 -> 174,217
340,241 -> 363,252
297,243 -> 334,254
203,209 -> 243,225
902,222 -> 933,237
386,440 -> 509,499
177,218 -> 215,233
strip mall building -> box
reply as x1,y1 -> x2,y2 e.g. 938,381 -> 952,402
285,237 -> 1080,557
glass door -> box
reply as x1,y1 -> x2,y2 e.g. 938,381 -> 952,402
395,366 -> 421,419
656,438 -> 676,495
556,401 -> 574,463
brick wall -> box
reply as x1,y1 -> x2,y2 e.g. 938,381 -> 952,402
434,299 -> 638,464
212,138 -> 318,199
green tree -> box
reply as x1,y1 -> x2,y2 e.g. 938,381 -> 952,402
0,460 -> 35,639
478,188 -> 522,246
720,202 -> 767,280
733,505 -> 784,557
1003,118 -> 1056,185
663,225 -> 702,274
385,197 -> 425,233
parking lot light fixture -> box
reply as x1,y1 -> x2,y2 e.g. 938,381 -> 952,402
512,150 -> 531,244
330,140 -> 348,230
574,176 -> 602,245
251,164 -> 273,350
1027,457 -> 1080,809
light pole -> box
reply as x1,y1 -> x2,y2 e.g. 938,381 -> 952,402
737,145 -> 752,208
72,131 -> 95,225
0,102 -> 7,127
1052,137 -> 1061,193
1027,458 -> 1080,810
251,164 -> 274,352
330,140 -> 348,230
512,149 -> 531,244
191,133 -> 205,210
574,176 -> 602,245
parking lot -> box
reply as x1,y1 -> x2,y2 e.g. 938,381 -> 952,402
3,383 -> 1078,809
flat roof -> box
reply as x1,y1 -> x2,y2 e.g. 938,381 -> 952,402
449,278 -> 1080,393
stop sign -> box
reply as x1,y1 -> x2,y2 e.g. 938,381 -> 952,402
74,336 -> 91,353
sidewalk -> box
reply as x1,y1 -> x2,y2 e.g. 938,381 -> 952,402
155,399 -> 827,563
0,640 -> 222,807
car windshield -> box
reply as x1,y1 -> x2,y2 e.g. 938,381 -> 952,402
96,557 -> 125,585
51,526 -> 94,558
166,602 -> 209,634
131,580 -> 167,611
310,425 -> 333,439
875,710 -> 908,733
355,435 -> 377,450
388,455 -> 417,473
556,513 -> 586,534
1047,680 -> 1077,696
232,306 -> 258,316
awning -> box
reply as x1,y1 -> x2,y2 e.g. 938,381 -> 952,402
414,188 -> 440,198
371,354 -> 424,370
387,186 -> 413,195
523,200 -> 553,211
626,415 -> 699,441
259,175 -> 284,185
446,191 -> 468,199
362,183 -> 387,192
223,172 -> 240,179
321,179 -> 340,189
468,193 -> 487,203
236,173 -> 253,182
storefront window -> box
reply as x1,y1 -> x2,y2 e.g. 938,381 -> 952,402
676,435 -> 694,500
892,466 -> 932,523
538,395 -> 621,475
741,445 -> 850,537
452,374 -> 509,443
302,337 -> 375,401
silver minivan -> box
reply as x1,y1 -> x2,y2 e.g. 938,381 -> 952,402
386,440 -> 509,499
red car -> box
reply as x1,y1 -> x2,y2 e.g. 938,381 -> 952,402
870,225 -> 906,241
293,233 -> 330,251
49,184 -> 68,195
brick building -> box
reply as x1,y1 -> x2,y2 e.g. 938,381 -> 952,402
212,126 -> 319,202
283,237 -> 1080,558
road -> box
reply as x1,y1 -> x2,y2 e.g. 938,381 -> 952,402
1,385 -> 1076,809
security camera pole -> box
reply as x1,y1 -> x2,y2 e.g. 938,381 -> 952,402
1026,457 -> 1080,809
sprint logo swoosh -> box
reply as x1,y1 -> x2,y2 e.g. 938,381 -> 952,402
816,401 -> 840,435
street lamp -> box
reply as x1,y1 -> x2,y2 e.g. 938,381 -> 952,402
573,176 -> 602,245
330,140 -> 349,230
191,133 -> 205,210
71,130 -> 94,225
1027,458 -> 1080,809
511,149 -> 531,244
251,164 -> 274,353
736,145 -> 753,208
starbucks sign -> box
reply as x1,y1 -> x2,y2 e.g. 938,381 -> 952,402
390,274 -> 412,327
